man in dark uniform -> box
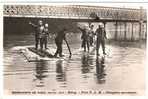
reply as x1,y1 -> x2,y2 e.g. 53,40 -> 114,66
78,26 -> 90,52
88,25 -> 95,46
29,20 -> 44,50
54,28 -> 67,57
95,24 -> 107,55
40,23 -> 49,50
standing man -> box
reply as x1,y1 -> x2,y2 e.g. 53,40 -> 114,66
78,26 -> 90,52
29,20 -> 44,50
95,24 -> 107,56
88,25 -> 95,46
54,28 -> 67,57
40,23 -> 49,50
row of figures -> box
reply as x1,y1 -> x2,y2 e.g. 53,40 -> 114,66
29,20 -> 49,51
78,23 -> 107,55
29,20 -> 107,57
29,20 -> 68,57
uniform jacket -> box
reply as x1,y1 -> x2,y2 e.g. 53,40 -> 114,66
95,27 -> 107,40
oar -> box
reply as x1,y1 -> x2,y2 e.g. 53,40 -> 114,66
64,39 -> 72,58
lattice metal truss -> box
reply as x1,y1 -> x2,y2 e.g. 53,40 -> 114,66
3,5 -> 147,21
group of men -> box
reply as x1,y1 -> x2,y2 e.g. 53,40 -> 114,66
29,20 -> 67,57
29,20 -> 107,57
29,20 -> 49,51
79,23 -> 107,55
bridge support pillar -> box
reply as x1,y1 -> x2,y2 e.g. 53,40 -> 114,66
115,22 -> 118,41
131,22 -> 134,41
124,22 -> 127,41
139,20 -> 144,40
145,23 -> 147,39
139,21 -> 141,40
139,7 -> 144,41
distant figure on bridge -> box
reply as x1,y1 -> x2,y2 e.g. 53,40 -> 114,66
29,20 -> 44,50
40,23 -> 49,50
54,28 -> 67,57
95,24 -> 107,56
78,26 -> 90,52
88,25 -> 95,46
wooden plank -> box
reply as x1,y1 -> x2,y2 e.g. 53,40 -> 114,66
28,47 -> 55,58
28,47 -> 46,57
41,50 -> 54,58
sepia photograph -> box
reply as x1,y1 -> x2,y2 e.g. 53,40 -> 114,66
3,4 -> 147,95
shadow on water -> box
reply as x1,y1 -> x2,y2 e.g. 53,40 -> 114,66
81,54 -> 93,74
95,56 -> 106,84
56,60 -> 66,83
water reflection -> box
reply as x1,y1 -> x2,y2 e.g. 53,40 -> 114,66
34,61 -> 48,80
56,60 -> 66,82
95,56 -> 106,84
81,54 -> 93,74
34,61 -> 49,87
4,33 -> 146,92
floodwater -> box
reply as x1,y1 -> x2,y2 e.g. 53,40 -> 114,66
4,33 -> 146,95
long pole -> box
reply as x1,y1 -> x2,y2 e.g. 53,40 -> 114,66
65,39 -> 72,57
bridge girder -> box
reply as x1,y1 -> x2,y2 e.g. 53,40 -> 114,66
4,5 -> 147,22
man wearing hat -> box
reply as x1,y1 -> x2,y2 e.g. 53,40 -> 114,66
95,23 -> 107,55
88,24 -> 95,46
29,20 -> 44,50
78,25 -> 90,52
40,23 -> 49,50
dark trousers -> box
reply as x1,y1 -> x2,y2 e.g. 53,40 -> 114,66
90,36 -> 93,46
82,39 -> 89,52
44,37 -> 48,49
40,38 -> 44,51
54,40 -> 62,57
35,36 -> 39,50
40,37 -> 48,51
96,39 -> 105,55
